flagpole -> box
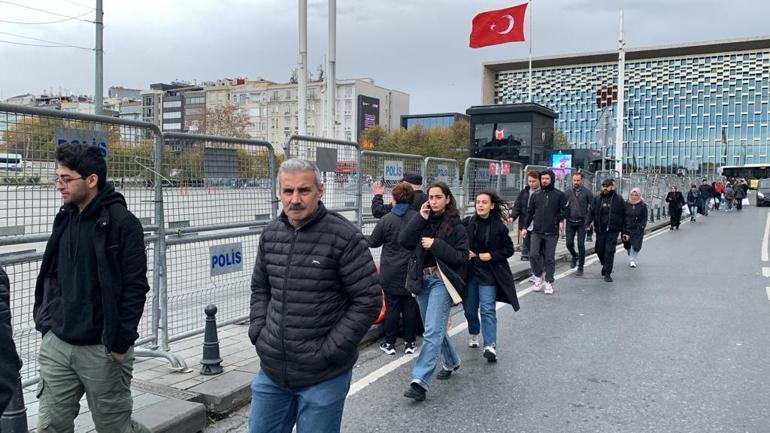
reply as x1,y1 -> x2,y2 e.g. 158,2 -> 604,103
615,9 -> 625,176
528,0 -> 533,103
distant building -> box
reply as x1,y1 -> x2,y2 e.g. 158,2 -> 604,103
401,112 -> 469,130
108,86 -> 142,100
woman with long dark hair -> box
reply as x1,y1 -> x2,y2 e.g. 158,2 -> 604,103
462,191 -> 519,363
398,182 -> 468,402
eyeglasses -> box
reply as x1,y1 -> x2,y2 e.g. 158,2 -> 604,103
53,176 -> 83,185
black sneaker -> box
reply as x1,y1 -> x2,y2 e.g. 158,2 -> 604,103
436,366 -> 459,380
404,341 -> 416,354
483,346 -> 497,363
379,342 -> 396,355
570,256 -> 577,268
575,267 -> 584,276
404,383 -> 426,401
604,275 -> 613,282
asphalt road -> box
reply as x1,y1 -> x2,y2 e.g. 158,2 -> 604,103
208,203 -> 770,433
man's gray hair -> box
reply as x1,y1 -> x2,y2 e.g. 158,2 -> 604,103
277,158 -> 323,187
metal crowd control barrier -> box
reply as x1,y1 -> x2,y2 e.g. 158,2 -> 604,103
424,157 -> 462,208
464,158 -> 503,210
284,135 -> 362,227
0,102 -> 187,387
594,170 -> 621,193
359,150 -> 423,234
497,160 -> 523,205
160,132 -> 276,346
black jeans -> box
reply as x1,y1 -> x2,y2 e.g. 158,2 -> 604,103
669,206 -> 682,227
565,221 -> 587,267
384,292 -> 419,345
520,230 -> 531,257
736,198 -> 743,211
530,232 -> 558,283
595,230 -> 620,276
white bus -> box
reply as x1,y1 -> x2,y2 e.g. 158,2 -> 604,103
0,153 -> 24,171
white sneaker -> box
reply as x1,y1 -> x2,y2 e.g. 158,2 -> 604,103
532,277 -> 543,292
468,334 -> 480,348
483,346 -> 497,362
544,282 -> 554,295
630,261 -> 637,268
528,275 -> 537,283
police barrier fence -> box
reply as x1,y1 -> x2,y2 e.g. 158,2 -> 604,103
0,102 -> 175,387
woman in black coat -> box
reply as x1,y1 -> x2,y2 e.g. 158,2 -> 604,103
368,183 -> 420,355
398,182 -> 468,402
665,185 -> 685,229
622,188 -> 648,268
462,191 -> 518,363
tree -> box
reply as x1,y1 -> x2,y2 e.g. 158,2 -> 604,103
197,104 -> 250,138
553,128 -> 571,150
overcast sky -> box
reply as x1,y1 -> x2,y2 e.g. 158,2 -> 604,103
1,0 -> 768,113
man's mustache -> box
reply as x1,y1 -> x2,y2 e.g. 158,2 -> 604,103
288,203 -> 306,211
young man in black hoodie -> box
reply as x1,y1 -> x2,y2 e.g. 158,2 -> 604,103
522,170 -> 569,294
34,144 -> 150,433
588,178 -> 626,282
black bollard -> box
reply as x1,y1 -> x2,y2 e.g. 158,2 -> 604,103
662,204 -> 667,218
1,374 -> 29,433
656,206 -> 661,221
200,304 -> 223,375
649,206 -> 655,223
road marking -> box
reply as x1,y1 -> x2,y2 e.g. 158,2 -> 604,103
762,212 -> 770,262
347,223 -> 674,398
763,267 -> 770,278
766,287 -> 770,301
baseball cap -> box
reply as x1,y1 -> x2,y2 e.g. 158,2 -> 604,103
601,178 -> 614,186
400,172 -> 422,185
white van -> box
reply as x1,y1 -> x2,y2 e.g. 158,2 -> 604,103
0,153 -> 24,171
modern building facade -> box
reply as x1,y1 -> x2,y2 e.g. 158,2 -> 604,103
482,36 -> 770,173
401,112 -> 469,130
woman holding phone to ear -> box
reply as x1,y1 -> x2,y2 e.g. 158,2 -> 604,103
398,182 -> 468,402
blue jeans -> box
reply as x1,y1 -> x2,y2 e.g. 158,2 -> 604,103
462,276 -> 498,348
689,205 -> 698,221
412,273 -> 461,392
248,369 -> 352,433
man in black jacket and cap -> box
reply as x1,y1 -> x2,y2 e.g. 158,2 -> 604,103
0,266 -> 22,414
521,170 -> 569,295
34,144 -> 150,432
371,172 -> 427,218
249,158 -> 381,433
589,178 -> 626,282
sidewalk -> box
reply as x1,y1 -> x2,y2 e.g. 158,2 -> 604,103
20,215 -> 674,432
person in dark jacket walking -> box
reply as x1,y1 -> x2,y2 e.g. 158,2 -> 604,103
509,171 -> 540,262
367,183 -> 420,355
589,178 -> 625,282
687,185 -> 701,221
734,179 -> 747,211
399,182 -> 468,402
1,266 -> 22,414
665,185 -> 686,229
622,188 -> 648,268
371,172 -> 427,218
33,144 -> 150,433
248,159 -> 381,433
698,179 -> 712,215
462,191 -> 518,363
521,170 -> 569,294
565,172 -> 593,276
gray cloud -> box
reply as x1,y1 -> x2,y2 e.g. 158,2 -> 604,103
1,0 -> 768,113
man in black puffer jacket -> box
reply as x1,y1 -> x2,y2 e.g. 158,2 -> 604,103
522,170 -> 569,294
588,178 -> 626,282
249,159 -> 381,433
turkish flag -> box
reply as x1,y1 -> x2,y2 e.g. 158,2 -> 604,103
469,3 -> 528,48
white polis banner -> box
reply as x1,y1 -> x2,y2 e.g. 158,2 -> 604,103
210,242 -> 243,277
383,160 -> 404,181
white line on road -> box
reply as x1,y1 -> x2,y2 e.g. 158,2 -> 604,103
766,287 -> 770,301
762,212 -> 770,262
763,267 -> 770,278
347,224 -> 674,398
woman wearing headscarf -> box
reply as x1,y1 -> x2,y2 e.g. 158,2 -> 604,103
622,188 -> 648,268
665,185 -> 686,229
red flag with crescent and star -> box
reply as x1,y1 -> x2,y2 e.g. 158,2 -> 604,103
469,3 -> 528,48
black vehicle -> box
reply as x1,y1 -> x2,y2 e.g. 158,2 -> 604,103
757,178 -> 770,207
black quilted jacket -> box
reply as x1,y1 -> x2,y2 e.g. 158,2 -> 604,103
248,202 -> 381,388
